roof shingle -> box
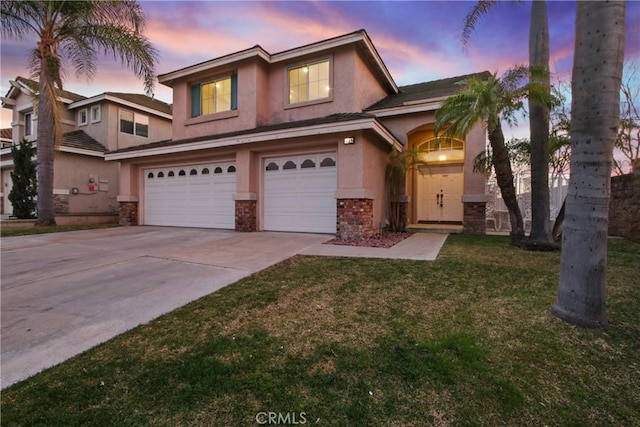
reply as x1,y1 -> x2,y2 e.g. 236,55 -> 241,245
365,71 -> 492,111
61,130 -> 106,153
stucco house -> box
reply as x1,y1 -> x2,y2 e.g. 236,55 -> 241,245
1,77 -> 172,221
106,29 -> 488,237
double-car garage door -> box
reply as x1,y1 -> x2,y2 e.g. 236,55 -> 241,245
143,152 -> 337,233
144,162 -> 236,229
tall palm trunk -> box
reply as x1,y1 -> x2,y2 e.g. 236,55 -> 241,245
489,123 -> 524,245
528,0 -> 552,244
552,1 -> 626,328
35,64 -> 56,225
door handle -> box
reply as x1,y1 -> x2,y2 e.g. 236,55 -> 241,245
436,193 -> 440,205
440,190 -> 444,207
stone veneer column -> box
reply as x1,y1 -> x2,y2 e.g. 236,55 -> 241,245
117,196 -> 138,226
234,192 -> 257,232
462,194 -> 488,235
235,200 -> 257,232
336,198 -> 374,239
53,189 -> 70,214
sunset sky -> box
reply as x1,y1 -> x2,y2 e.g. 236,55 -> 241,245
2,0 -> 639,135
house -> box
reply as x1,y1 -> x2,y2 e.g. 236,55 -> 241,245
105,29 -> 488,237
0,77 -> 172,221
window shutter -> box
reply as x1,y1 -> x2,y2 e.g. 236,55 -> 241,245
231,73 -> 238,110
191,84 -> 201,117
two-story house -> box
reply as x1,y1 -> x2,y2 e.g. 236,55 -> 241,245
1,77 -> 172,221
106,29 -> 489,237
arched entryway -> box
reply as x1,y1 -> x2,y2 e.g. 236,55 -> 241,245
411,133 -> 465,224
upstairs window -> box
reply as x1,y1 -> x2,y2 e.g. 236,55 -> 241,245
91,105 -> 101,123
288,60 -> 330,104
191,74 -> 238,117
24,112 -> 33,136
78,108 -> 88,126
120,109 -> 149,138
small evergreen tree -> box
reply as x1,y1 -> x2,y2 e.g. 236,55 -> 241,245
8,139 -> 37,219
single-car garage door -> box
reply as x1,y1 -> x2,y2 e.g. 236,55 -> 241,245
263,153 -> 336,233
144,162 -> 236,229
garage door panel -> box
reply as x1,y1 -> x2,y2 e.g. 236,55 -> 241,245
264,153 -> 336,233
144,162 -> 235,229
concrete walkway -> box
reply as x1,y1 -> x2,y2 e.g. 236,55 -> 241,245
1,227 -> 446,388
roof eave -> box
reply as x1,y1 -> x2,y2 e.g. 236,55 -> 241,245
158,46 -> 271,87
105,117 -> 401,161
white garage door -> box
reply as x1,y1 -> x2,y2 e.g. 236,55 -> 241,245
264,153 -> 337,233
144,162 -> 236,229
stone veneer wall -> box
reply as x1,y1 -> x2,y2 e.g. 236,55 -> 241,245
463,202 -> 487,235
609,170 -> 640,243
53,194 -> 69,214
119,201 -> 138,226
235,200 -> 257,232
337,198 -> 375,239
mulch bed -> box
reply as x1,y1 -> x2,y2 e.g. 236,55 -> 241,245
323,231 -> 414,248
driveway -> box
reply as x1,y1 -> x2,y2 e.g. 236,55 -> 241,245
1,226 -> 329,388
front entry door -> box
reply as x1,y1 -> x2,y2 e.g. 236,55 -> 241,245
418,167 -> 464,222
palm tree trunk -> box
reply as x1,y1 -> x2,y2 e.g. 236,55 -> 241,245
528,0 -> 552,244
35,66 -> 56,226
552,1 -> 626,328
489,123 -> 524,245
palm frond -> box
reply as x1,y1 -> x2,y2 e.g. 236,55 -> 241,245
461,0 -> 499,48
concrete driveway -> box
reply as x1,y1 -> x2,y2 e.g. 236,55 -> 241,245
1,226 -> 329,388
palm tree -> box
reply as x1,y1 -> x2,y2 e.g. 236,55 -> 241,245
1,1 -> 158,225
551,1 -> 626,328
463,0 -> 554,245
435,69 -> 552,246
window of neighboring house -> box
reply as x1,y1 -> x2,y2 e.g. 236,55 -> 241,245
24,112 -> 33,136
90,105 -> 101,123
191,73 -> 237,117
119,109 -> 149,137
288,59 -> 331,105
78,108 -> 88,126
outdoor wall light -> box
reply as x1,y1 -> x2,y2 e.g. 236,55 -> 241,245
343,137 -> 355,145
438,154 -> 447,161
71,187 -> 79,194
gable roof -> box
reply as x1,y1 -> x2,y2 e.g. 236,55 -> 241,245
68,92 -> 172,118
6,76 -> 87,104
365,71 -> 492,112
158,29 -> 398,93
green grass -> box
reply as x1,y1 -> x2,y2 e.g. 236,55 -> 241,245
0,223 -> 119,237
2,235 -> 638,426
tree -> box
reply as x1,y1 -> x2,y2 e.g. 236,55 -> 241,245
614,60 -> 640,174
551,1 -> 626,328
435,69 -> 552,246
386,148 -> 426,231
1,1 -> 158,225
527,1 -> 553,245
463,0 -> 554,246
8,139 -> 37,219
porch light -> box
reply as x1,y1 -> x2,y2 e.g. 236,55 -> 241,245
343,137 -> 355,145
439,154 -> 447,161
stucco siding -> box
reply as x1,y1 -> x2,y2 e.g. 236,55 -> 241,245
54,153 -> 119,214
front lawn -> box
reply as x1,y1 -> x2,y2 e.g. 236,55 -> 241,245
2,235 -> 638,426
0,223 -> 119,237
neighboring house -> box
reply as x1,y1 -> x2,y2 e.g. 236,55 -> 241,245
105,29 -> 489,237
0,77 -> 172,220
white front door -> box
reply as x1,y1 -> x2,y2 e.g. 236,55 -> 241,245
418,167 -> 464,222
144,162 -> 236,229
263,153 -> 337,233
